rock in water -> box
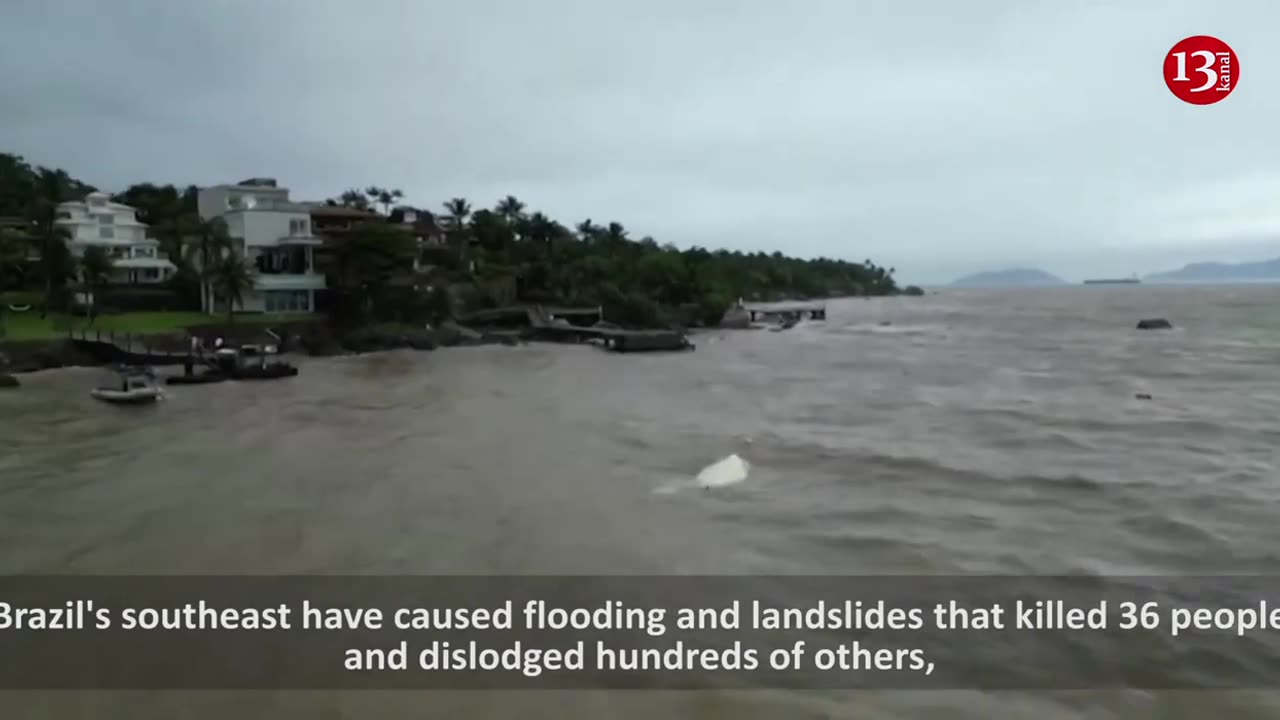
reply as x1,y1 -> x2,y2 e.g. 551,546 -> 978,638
695,454 -> 750,488
0,373 -> 18,389
1134,393 -> 1152,400
1136,318 -> 1173,330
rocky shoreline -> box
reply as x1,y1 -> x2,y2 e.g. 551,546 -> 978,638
0,298 -> 838,379
295,322 -> 525,357
0,319 -> 534,378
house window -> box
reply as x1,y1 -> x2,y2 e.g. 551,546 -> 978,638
98,214 -> 114,224
289,219 -> 309,235
99,226 -> 115,239
56,211 -> 72,220
266,290 -> 310,312
143,268 -> 159,280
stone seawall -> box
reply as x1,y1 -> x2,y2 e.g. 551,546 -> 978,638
0,338 -> 99,374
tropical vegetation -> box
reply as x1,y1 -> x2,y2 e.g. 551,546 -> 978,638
0,151 -> 902,335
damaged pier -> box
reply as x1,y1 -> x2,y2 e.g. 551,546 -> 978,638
458,305 -> 694,353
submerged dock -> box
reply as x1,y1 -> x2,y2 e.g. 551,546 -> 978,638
459,304 -> 694,353
595,328 -> 694,353
740,302 -> 826,322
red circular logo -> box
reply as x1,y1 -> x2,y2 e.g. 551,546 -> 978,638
1164,36 -> 1238,105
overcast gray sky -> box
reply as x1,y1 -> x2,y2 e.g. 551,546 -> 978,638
2,0 -> 1277,283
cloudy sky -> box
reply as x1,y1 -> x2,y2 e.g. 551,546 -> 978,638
2,0 -> 1277,283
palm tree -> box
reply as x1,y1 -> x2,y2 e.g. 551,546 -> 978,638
576,219 -> 599,243
34,225 -> 75,316
522,212 -> 556,250
79,245 -> 114,324
365,186 -> 404,215
443,197 -> 471,230
496,195 -> 525,226
151,216 -> 233,315
209,252 -> 254,324
0,228 -> 28,291
381,189 -> 403,215
604,222 -> 628,245
30,168 -> 76,317
0,228 -> 28,338
337,189 -> 370,210
191,218 -> 233,314
443,198 -> 472,271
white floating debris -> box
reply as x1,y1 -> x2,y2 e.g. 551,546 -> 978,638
695,453 -> 750,488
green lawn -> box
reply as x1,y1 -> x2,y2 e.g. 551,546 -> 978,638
0,309 -> 320,341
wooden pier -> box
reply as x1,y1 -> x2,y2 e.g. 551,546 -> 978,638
460,304 -> 694,353
67,328 -> 191,366
740,301 -> 826,322
595,328 -> 694,353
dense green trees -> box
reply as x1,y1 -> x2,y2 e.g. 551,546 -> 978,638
328,221 -> 418,325
79,246 -> 114,322
0,151 -> 902,329
443,195 -> 899,326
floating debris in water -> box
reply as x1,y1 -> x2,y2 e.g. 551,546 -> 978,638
695,454 -> 750,489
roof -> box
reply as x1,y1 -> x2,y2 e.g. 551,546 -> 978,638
306,203 -> 382,219
56,195 -> 146,218
407,217 -> 448,235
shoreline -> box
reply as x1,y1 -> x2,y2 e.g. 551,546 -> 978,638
0,319 -> 710,377
0,323 -> 520,375
0,296 -> 857,377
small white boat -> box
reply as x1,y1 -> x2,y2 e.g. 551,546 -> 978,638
90,367 -> 164,405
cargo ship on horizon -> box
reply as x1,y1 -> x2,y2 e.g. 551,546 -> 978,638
1083,275 -> 1141,285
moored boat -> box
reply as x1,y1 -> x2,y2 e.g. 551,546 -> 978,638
90,366 -> 164,405
213,345 -> 299,381
230,362 -> 299,380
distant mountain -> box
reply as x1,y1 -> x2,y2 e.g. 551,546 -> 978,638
1146,257 -> 1280,283
950,268 -> 1067,288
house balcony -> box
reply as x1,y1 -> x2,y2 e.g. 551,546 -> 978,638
277,233 -> 322,246
254,272 -> 326,291
112,256 -> 177,271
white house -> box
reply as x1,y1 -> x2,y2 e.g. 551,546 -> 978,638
196,178 -> 325,314
54,192 -> 176,284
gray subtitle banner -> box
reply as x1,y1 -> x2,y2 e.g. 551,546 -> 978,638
0,576 -> 1278,689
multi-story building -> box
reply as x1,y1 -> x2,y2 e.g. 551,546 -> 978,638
307,203 -> 383,279
387,207 -> 451,273
310,205 -> 451,292
196,178 -> 325,313
54,192 -> 175,284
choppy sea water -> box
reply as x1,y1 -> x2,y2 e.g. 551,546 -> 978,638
1,285 -> 1279,718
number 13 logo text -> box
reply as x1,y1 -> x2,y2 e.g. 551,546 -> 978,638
1164,36 -> 1238,105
